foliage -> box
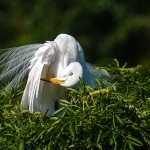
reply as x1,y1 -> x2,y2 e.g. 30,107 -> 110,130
0,60 -> 150,149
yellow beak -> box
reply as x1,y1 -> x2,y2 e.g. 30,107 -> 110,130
40,78 -> 65,84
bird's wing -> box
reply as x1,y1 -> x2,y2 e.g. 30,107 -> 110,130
21,42 -> 58,112
0,44 -> 44,87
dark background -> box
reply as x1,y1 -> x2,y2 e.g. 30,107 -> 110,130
1,0 -> 150,74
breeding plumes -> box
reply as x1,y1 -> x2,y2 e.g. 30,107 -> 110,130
0,34 -> 110,116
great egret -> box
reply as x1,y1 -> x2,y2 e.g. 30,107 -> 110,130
0,34 -> 110,116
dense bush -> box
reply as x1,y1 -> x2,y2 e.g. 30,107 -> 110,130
0,60 -> 150,149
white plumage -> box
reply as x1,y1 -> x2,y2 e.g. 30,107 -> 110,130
0,34 -> 110,116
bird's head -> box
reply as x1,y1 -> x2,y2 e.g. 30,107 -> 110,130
41,62 -> 83,88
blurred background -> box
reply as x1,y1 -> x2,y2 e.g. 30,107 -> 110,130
0,0 -> 150,74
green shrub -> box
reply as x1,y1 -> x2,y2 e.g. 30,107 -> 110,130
0,60 -> 150,150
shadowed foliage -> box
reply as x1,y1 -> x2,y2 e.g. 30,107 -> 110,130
0,60 -> 150,149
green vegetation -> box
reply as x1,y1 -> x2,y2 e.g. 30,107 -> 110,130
0,60 -> 150,149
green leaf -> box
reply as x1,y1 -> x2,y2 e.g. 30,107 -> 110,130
4,123 -> 14,130
67,88 -> 79,94
68,144 -> 76,148
96,130 -> 102,144
122,141 -> 127,150
0,127 -> 10,136
4,133 -> 14,136
17,140 -> 24,150
74,119 -> 78,134
114,59 -> 120,67
25,137 -> 33,144
95,143 -> 102,150
131,125 -> 144,132
59,100 -> 71,105
0,137 -> 6,143
109,138 -> 113,145
58,122 -> 67,133
51,119 -> 62,127
49,117 -> 58,121
146,139 -> 150,146
47,126 -> 57,132
115,114 -> 124,125
64,107 -> 71,115
35,146 -> 41,150
127,135 -> 143,146
52,107 -> 64,116
128,143 -> 135,150
65,107 -> 75,114
0,104 -> 13,109
26,128 -> 46,144
113,114 -> 115,127
68,124 -> 75,137
68,143 -> 79,148
33,128 -> 46,142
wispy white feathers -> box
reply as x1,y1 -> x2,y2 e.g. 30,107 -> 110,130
86,63 -> 112,86
21,42 -> 57,112
42,42 -> 58,65
0,44 -> 43,86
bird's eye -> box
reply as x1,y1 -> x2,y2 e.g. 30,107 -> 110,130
63,71 -> 73,77
68,71 -> 73,76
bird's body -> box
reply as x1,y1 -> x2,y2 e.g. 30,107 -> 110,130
0,34 -> 109,116
21,34 -> 94,116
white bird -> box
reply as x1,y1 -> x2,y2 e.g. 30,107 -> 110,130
0,34 -> 110,116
